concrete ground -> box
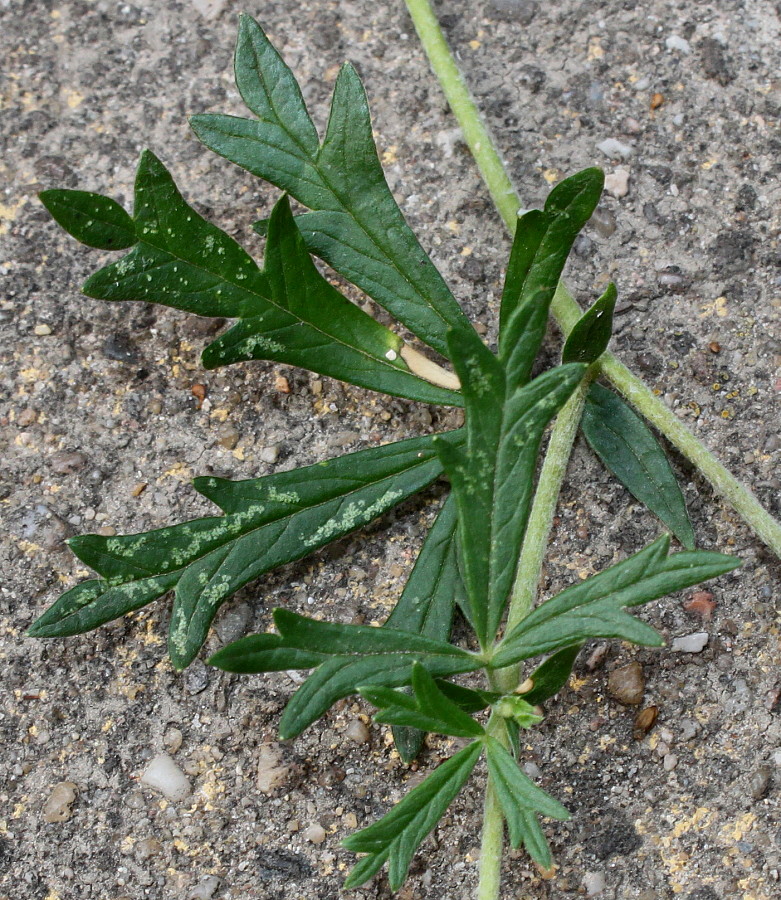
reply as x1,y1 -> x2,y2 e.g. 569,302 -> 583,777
2,1 -> 780,898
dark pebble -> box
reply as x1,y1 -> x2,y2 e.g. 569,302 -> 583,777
103,334 -> 138,363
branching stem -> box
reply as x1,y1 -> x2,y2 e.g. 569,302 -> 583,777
403,0 -> 781,560
404,1 -> 781,897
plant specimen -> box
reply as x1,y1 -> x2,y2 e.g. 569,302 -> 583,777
30,12 -> 779,899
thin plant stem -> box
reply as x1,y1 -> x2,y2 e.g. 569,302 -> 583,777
476,714 -> 508,900
403,0 -> 781,559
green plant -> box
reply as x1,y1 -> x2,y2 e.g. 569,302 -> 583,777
31,13 -> 778,899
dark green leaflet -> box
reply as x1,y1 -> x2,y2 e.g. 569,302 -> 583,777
492,535 -> 739,667
190,15 -> 474,358
30,433 -> 457,668
384,494 -> 463,760
76,151 -> 459,406
39,189 -> 136,250
342,741 -> 483,890
521,643 -> 584,706
562,282 -> 617,365
582,383 -> 695,548
484,736 -> 569,868
436,323 -> 586,645
358,662 -> 485,739
211,610 -> 482,739
499,168 -> 603,390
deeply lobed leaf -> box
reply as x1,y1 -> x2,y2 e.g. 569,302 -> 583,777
436,324 -> 586,645
492,535 -> 739,667
484,736 -> 569,868
342,741 -> 483,890
358,662 -> 484,738
499,168 -> 604,389
77,151 -> 460,406
211,610 -> 483,739
30,433 -> 457,668
191,14 -> 475,358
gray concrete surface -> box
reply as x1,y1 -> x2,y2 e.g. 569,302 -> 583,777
2,1 -> 780,898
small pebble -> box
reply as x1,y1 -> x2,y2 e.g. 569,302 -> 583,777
163,727 -> 184,755
184,660 -> 209,695
672,632 -> 709,653
214,602 -> 252,644
50,451 -> 87,475
597,138 -> 632,160
583,871 -> 606,896
750,767 -> 771,800
34,323 -> 52,336
188,876 -> 221,900
274,374 -> 291,393
523,761 -> 542,779
590,208 -> 616,237
135,838 -> 162,860
217,424 -> 240,450
260,445 -> 280,464
663,753 -> 678,771
678,719 -> 699,741
140,754 -> 192,801
256,744 -> 291,794
607,661 -> 645,706
666,35 -> 691,53
604,168 -> 630,198
42,782 -> 78,823
684,591 -> 716,621
586,643 -> 610,672
304,823 -> 327,844
633,706 -> 659,739
345,720 -> 370,745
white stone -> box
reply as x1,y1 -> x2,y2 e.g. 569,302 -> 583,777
597,138 -> 633,160
665,35 -> 691,53
583,871 -> 606,895
671,632 -> 709,653
188,876 -> 221,899
304,822 -> 327,844
140,753 -> 192,801
605,168 -> 630,198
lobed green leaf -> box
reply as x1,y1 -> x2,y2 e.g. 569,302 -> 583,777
190,15 -> 475,358
436,326 -> 586,645
81,151 -> 459,405
30,433 -> 456,668
212,610 -> 482,739
359,662 -> 484,738
582,383 -> 695,548
343,741 -> 483,890
499,169 -> 604,389
484,736 -> 569,868
492,535 -> 739,667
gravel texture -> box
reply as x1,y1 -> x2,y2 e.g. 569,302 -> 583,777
2,1 -> 780,898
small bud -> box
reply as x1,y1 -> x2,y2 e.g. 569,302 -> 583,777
495,696 -> 544,729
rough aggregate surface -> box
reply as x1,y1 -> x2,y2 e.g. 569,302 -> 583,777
1,1 -> 780,898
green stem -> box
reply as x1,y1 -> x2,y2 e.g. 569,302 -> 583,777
404,0 -> 781,560
493,374 -> 594,695
476,714 -> 509,900
402,0 -> 520,228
